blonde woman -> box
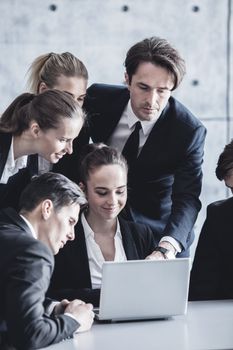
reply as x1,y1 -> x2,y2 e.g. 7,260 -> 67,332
26,52 -> 90,181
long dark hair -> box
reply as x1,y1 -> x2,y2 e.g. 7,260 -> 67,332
0,90 -> 85,136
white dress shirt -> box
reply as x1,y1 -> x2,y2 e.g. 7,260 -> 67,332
0,137 -> 52,184
1,138 -> 27,184
20,214 -> 37,239
81,213 -> 127,288
107,101 -> 156,155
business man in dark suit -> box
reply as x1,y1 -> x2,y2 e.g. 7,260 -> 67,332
84,36 -> 206,258
189,140 -> 233,300
48,216 -> 156,306
0,172 -> 94,350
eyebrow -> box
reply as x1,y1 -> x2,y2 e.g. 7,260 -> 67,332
95,185 -> 126,190
138,82 -> 171,90
57,136 -> 72,142
64,91 -> 86,99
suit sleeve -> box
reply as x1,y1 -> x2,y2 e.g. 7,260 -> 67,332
162,125 -> 206,250
48,287 -> 101,307
189,204 -> 221,300
6,241 -> 79,350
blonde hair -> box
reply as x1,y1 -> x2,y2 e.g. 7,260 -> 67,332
27,52 -> 88,93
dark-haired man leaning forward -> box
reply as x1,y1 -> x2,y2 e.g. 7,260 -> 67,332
84,36 -> 206,259
0,172 -> 94,350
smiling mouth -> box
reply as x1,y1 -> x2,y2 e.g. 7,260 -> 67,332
103,207 -> 117,211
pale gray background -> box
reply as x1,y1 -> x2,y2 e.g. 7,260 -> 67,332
0,0 -> 232,259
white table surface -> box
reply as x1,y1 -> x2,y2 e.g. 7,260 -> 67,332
40,300 -> 233,350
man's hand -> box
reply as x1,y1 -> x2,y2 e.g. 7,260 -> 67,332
53,299 -> 70,315
146,250 -> 165,260
65,300 -> 94,332
146,241 -> 176,260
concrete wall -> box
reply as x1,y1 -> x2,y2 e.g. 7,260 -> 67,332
0,0 -> 232,259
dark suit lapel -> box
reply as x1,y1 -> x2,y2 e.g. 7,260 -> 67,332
119,218 -> 139,260
137,101 -> 170,162
1,207 -> 33,235
106,89 -> 130,139
27,154 -> 38,177
72,221 -> 92,288
90,88 -> 130,143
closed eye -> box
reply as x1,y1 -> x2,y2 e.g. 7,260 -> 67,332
96,191 -> 107,196
138,83 -> 149,91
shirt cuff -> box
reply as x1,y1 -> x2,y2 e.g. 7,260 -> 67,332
46,301 -> 59,316
64,313 -> 80,333
159,236 -> 182,254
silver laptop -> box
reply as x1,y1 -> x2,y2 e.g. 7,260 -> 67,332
95,258 -> 190,321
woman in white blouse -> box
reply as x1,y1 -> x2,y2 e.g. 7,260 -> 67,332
49,143 -> 157,306
0,89 -> 85,209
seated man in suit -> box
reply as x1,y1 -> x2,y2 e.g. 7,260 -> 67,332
0,172 -> 94,350
83,36 -> 206,258
189,140 -> 233,300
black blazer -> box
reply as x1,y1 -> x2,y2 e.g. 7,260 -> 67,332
189,197 -> 233,301
83,84 -> 206,254
0,208 -> 78,350
0,132 -> 38,210
48,217 -> 156,306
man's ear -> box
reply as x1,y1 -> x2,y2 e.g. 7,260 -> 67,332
41,199 -> 54,220
125,72 -> 130,89
38,81 -> 49,94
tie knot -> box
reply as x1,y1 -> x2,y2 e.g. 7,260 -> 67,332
122,121 -> 142,167
134,121 -> 142,132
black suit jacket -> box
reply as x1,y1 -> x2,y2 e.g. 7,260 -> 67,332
83,84 -> 206,254
0,208 -> 79,350
0,132 -> 38,210
189,197 -> 233,300
48,217 -> 156,306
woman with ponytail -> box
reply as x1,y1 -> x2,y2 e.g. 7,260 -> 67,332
0,89 -> 85,209
27,52 -> 88,106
